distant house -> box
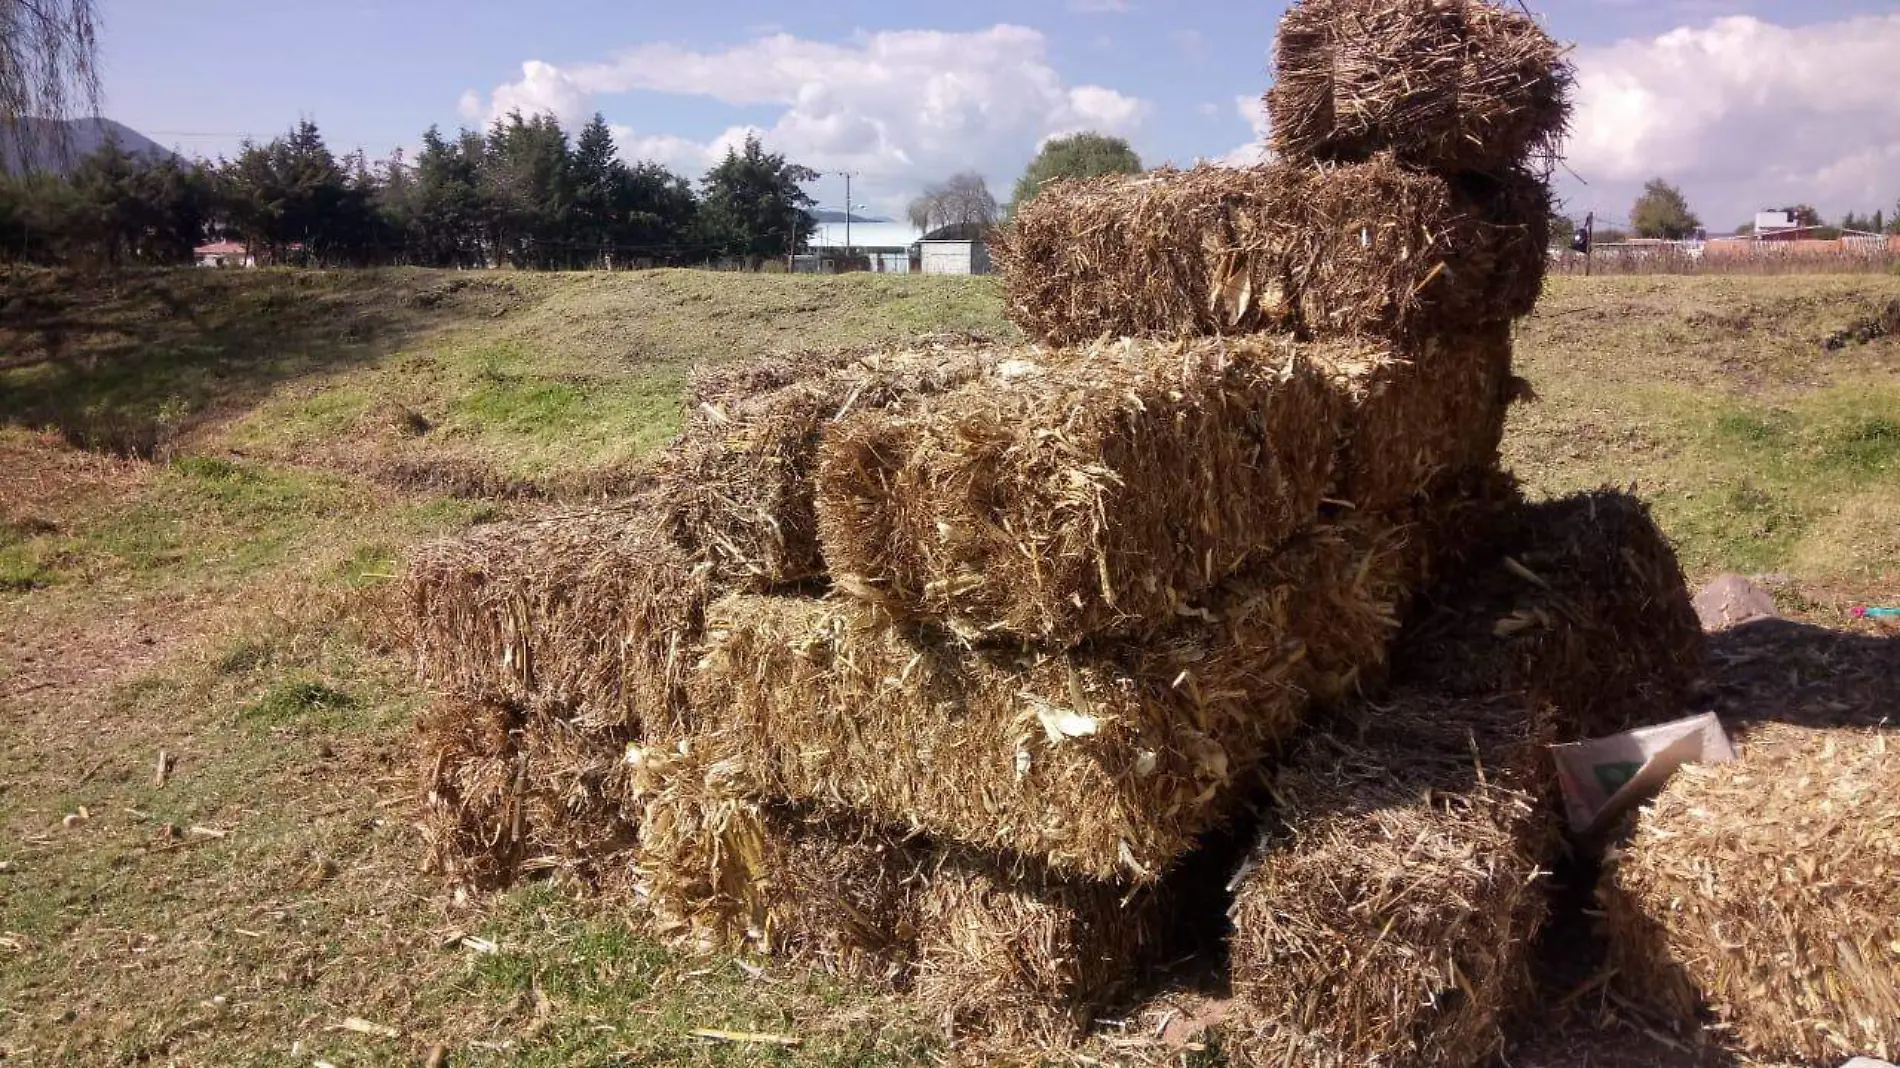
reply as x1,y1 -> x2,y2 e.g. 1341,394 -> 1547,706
1751,211 -> 1824,242
194,240 -> 254,268
917,223 -> 992,277
801,221 -> 924,274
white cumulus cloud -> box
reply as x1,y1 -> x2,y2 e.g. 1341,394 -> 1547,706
1215,94 -> 1274,167
460,26 -> 1153,215
1562,13 -> 1900,230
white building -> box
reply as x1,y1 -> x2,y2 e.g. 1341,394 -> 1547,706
919,239 -> 990,276
802,221 -> 923,273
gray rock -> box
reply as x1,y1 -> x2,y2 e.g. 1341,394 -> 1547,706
1693,574 -> 1779,632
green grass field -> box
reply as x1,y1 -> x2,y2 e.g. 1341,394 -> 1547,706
2,267 -> 1897,1065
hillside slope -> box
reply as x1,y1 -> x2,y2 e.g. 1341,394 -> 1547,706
2,267 -> 1897,1066
0,117 -> 174,174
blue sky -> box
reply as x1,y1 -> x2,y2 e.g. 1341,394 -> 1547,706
100,1 -> 1900,228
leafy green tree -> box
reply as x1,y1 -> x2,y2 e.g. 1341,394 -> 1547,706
1010,133 -> 1142,211
1630,179 -> 1702,240
698,135 -> 817,268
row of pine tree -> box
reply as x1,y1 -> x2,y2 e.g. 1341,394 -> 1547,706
0,114 -> 821,269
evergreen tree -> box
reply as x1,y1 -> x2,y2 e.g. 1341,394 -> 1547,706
699,135 -> 817,268
570,113 -> 623,267
620,162 -> 698,264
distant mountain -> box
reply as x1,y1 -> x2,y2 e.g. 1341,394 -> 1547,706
811,209 -> 892,224
0,118 -> 175,175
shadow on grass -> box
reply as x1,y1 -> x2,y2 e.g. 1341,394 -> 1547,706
0,266 -> 521,457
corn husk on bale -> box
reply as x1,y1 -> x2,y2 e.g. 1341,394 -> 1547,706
1228,691 -> 1559,1068
664,338 -> 997,591
418,697 -> 641,890
1392,490 -> 1703,738
684,519 -> 1418,882
818,334 -> 1343,645
1268,0 -> 1573,173
629,743 -> 926,985
991,158 -> 1548,348
1603,724 -> 1900,1064
404,504 -> 709,730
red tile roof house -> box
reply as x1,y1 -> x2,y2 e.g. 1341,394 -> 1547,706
193,240 -> 254,268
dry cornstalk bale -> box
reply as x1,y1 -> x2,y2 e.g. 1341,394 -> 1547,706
1314,324 -> 1516,513
515,714 -> 642,888
816,334 -> 1344,646
1267,0 -> 1574,173
403,501 -> 710,731
1228,690 -> 1559,1068
418,695 -> 529,890
417,697 -> 640,890
628,742 -> 926,986
914,855 -> 1168,1050
991,158 -> 1549,348
1603,724 -> 1900,1064
665,337 -> 998,591
1393,490 -> 1704,738
681,519 -> 1414,882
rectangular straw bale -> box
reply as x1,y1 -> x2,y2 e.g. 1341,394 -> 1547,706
628,743 -> 926,986
418,696 -> 640,890
419,694 -> 529,889
665,337 -> 998,591
1392,490 -> 1704,739
915,856 -> 1168,1049
1603,724 -> 1900,1064
681,520 -> 1414,882
991,158 -> 1549,348
404,501 -> 709,731
1316,324 -> 1516,513
1268,0 -> 1573,173
816,334 -> 1343,646
1228,690 -> 1558,1068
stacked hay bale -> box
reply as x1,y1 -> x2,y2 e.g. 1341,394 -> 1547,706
1189,2 -> 1589,1065
396,1 -> 1727,1061
1225,491 -> 1699,1068
1603,723 -> 1899,1064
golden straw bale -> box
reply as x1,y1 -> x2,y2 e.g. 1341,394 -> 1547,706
418,694 -> 529,889
403,502 -> 710,731
682,520 -> 1413,882
417,697 -> 641,890
1268,0 -> 1573,173
991,158 -> 1548,348
1393,490 -> 1703,738
514,714 -> 642,888
816,334 -> 1344,646
665,338 -> 998,591
1604,724 -> 1900,1065
628,743 -> 925,985
1314,324 -> 1516,513
915,857 -> 1167,1049
1228,691 -> 1558,1068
